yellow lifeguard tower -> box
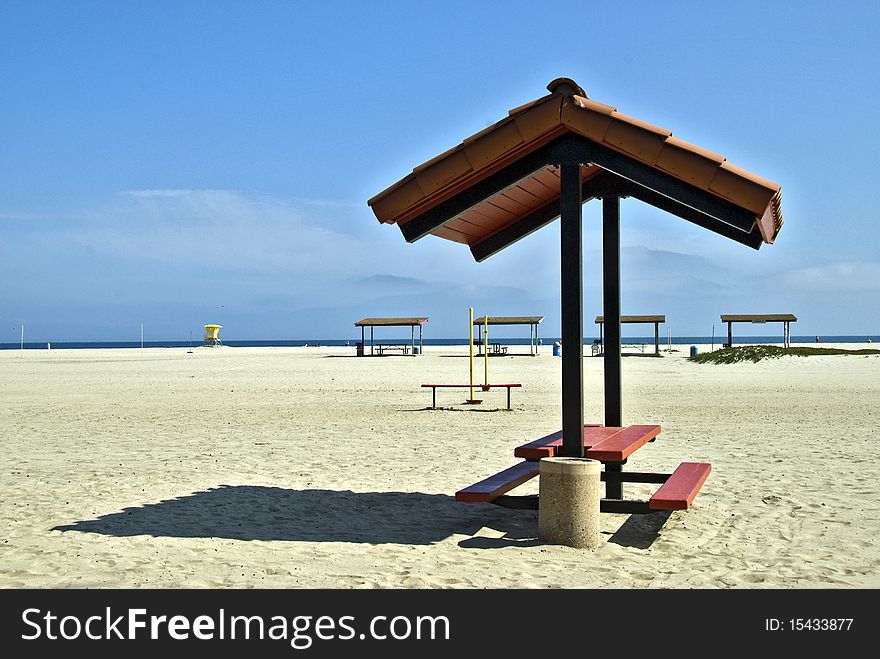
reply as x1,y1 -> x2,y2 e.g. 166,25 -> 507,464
204,324 -> 222,346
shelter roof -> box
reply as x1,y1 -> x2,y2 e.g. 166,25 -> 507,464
354,317 -> 428,327
720,314 -> 797,323
368,78 -> 783,260
473,315 -> 544,325
595,315 -> 666,324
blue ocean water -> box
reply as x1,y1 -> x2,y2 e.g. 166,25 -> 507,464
0,336 -> 874,350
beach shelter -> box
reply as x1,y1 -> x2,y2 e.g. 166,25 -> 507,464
368,78 -> 784,490
473,315 -> 543,355
720,313 -> 797,348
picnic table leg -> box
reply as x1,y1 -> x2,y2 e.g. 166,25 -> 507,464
605,463 -> 623,499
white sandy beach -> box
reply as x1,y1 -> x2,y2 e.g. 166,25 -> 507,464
1,343 -> 878,588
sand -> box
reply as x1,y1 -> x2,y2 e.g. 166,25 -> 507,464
1,342 -> 878,588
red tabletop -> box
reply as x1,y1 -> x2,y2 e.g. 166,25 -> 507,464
514,424 -> 661,462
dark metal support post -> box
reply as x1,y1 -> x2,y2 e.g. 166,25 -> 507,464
370,326 -> 374,355
560,162 -> 584,458
411,325 -> 414,354
419,325 -> 422,354
603,196 -> 623,498
728,321 -> 733,348
654,322 -> 660,356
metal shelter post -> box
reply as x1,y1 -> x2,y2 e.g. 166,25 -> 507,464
654,321 -> 660,355
560,161 -> 584,458
603,195 -> 623,498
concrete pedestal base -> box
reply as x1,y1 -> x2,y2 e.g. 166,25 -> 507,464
538,457 -> 602,549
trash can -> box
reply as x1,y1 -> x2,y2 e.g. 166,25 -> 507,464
689,346 -> 698,358
356,342 -> 364,357
413,346 -> 420,355
552,342 -> 561,357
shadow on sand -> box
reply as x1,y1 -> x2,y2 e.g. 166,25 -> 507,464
53,485 -> 537,546
54,485 -> 670,550
606,510 -> 672,549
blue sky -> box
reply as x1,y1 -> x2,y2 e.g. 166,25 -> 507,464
2,1 -> 878,342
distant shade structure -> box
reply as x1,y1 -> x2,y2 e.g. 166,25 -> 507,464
204,324 -> 222,346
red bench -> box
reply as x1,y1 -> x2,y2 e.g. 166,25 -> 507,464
648,462 -> 712,510
421,383 -> 522,410
455,461 -> 540,503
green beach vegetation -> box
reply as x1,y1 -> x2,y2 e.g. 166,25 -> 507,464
690,345 -> 880,364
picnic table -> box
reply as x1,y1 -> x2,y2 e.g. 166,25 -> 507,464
455,423 -> 711,514
374,342 -> 410,355
489,343 -> 508,355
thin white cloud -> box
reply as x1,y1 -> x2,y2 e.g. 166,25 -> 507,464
119,189 -> 206,198
0,210 -> 83,221
782,261 -> 880,291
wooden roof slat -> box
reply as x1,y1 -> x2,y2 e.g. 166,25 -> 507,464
516,170 -> 560,200
499,184 -> 545,207
485,190 -> 537,216
442,222 -> 483,240
431,225 -> 471,244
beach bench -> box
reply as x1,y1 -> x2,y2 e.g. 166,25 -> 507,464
375,343 -> 410,355
421,383 -> 521,410
456,424 -> 711,514
455,461 -> 539,503
648,462 -> 712,510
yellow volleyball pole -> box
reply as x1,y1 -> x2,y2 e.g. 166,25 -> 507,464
469,307 -> 475,401
483,315 -> 489,388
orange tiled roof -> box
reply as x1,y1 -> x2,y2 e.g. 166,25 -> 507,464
368,78 -> 783,253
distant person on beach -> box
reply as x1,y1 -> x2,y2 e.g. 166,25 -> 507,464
815,336 -> 820,343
